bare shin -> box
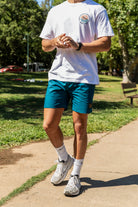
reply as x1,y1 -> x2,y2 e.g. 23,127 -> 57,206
73,111 -> 88,159
43,108 -> 64,148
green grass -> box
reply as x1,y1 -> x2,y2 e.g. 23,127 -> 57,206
0,165 -> 56,206
0,72 -> 138,148
87,139 -> 99,149
0,73 -> 137,205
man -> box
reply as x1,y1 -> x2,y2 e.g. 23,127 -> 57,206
40,0 -> 114,196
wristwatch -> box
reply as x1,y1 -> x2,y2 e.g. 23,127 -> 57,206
76,42 -> 82,51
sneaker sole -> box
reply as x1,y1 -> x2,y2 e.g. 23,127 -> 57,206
64,187 -> 81,196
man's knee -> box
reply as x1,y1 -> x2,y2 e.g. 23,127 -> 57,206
43,121 -> 57,133
73,121 -> 87,136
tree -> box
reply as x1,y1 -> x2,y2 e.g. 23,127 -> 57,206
97,0 -> 138,82
97,35 -> 123,75
0,0 -> 47,66
108,0 -> 137,82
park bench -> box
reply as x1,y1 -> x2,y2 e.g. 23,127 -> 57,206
121,82 -> 138,105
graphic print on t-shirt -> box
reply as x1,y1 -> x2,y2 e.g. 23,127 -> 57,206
79,13 -> 90,24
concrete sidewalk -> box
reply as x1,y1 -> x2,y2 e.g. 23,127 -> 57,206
1,119 -> 138,207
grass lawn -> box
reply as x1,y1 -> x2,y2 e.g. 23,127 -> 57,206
0,72 -> 138,148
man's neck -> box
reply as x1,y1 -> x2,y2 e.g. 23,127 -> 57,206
67,0 -> 85,3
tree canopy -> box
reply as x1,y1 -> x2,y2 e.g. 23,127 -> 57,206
0,0 -> 137,80
0,0 -> 49,66
96,0 -> 138,80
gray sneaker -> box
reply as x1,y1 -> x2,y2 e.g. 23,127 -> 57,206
51,155 -> 74,185
64,175 -> 81,196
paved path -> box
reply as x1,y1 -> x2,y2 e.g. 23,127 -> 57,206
0,119 -> 138,207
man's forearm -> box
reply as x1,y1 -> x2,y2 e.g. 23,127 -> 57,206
81,36 -> 111,53
41,36 -> 111,53
42,39 -> 56,52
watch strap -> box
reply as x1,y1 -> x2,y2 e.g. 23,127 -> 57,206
76,42 -> 82,51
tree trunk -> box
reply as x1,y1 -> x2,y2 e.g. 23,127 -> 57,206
118,30 -> 130,83
109,53 -> 113,75
128,56 -> 138,83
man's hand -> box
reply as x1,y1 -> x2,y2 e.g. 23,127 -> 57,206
42,33 -> 79,52
42,33 -> 70,52
60,35 -> 79,50
54,34 -> 71,49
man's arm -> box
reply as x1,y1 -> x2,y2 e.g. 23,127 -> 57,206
42,39 -> 56,52
42,35 -> 111,53
60,35 -> 111,53
81,36 -> 111,53
42,33 -> 70,52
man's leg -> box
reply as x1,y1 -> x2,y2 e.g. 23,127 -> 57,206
64,111 -> 88,196
43,108 -> 74,185
43,108 -> 64,148
72,111 -> 88,160
72,111 -> 88,177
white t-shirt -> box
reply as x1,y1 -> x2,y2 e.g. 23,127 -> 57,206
40,0 -> 114,84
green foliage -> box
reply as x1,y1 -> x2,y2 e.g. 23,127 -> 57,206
97,35 -> 123,71
96,0 -> 137,73
0,0 -> 137,73
0,0 -> 50,66
107,0 -> 137,58
52,0 -> 65,6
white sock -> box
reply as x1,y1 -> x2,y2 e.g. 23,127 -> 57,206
55,144 -> 68,162
71,159 -> 84,176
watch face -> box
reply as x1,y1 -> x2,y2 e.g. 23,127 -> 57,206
79,13 -> 90,24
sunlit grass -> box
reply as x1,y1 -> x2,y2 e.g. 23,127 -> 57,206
0,72 -> 138,148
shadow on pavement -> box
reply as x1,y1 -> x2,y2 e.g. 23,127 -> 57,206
81,174 -> 138,193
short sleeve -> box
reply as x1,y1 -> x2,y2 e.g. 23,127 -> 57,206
95,10 -> 114,39
39,10 -> 54,39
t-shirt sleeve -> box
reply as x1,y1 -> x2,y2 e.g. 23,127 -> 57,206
95,10 -> 114,39
39,11 -> 54,39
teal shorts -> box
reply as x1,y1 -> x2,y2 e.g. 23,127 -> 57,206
44,80 -> 95,114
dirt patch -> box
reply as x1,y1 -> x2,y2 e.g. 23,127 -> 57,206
0,148 -> 32,165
